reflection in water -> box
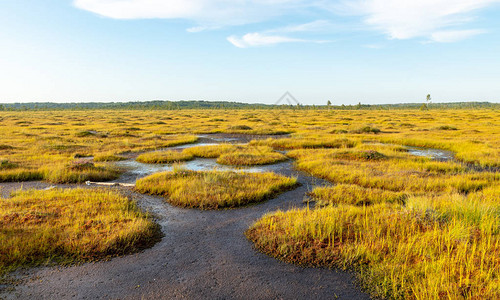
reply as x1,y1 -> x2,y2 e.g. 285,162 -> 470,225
113,158 -> 269,184
406,147 -> 455,161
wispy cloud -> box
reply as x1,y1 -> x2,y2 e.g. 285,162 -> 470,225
227,33 -> 311,48
73,0 -> 306,25
74,0 -> 499,46
336,0 -> 499,40
266,20 -> 334,33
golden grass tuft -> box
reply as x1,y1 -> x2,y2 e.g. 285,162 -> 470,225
93,154 -> 127,162
217,151 -> 286,166
136,150 -> 193,164
183,144 -> 287,165
135,169 -> 298,209
0,188 -> 160,275
41,161 -> 121,184
310,184 -> 408,206
182,144 -> 235,158
247,186 -> 500,299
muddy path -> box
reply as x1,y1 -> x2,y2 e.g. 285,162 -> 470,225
1,134 -> 370,300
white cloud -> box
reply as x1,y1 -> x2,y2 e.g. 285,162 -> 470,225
74,0 -> 500,45
186,25 -> 220,33
337,0 -> 499,40
227,33 -> 309,48
74,0 -> 308,25
267,20 -> 334,33
430,29 -> 485,42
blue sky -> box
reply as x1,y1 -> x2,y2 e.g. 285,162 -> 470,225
1,0 -> 500,105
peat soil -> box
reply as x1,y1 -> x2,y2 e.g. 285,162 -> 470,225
0,134 -> 370,300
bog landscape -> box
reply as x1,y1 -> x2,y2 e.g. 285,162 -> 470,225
0,106 -> 498,299
3,1 -> 500,298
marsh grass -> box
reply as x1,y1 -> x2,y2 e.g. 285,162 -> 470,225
310,184 -> 408,206
0,188 -> 160,276
289,148 -> 495,194
41,161 -> 120,184
182,144 -> 234,158
183,144 -> 287,166
136,150 -> 194,164
0,169 -> 44,182
247,186 -> 500,299
93,154 -> 127,162
1,108 -> 499,298
217,151 -> 286,166
135,169 -> 298,209
251,137 -> 358,150
351,126 -> 381,134
0,160 -> 18,170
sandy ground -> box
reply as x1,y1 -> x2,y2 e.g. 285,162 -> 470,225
0,134 -> 370,300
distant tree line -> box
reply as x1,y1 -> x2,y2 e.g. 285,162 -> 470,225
0,100 -> 497,111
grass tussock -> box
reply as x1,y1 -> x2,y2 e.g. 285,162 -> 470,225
251,137 -> 358,150
136,150 -> 193,164
136,169 -> 298,209
351,126 -> 381,134
0,188 -> 160,275
93,154 -> 127,162
310,184 -> 408,206
290,148 -> 495,193
217,151 -> 286,166
183,144 -> 286,165
247,185 -> 500,299
41,161 -> 120,184
182,144 -> 235,158
0,160 -> 18,170
0,169 -> 44,183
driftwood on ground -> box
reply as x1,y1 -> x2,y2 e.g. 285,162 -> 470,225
85,181 -> 135,187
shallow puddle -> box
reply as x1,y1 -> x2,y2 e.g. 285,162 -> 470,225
406,146 -> 455,161
113,158 -> 271,184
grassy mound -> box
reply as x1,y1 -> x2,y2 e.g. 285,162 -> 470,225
136,169 -> 298,209
93,154 -> 127,162
42,161 -> 121,184
136,150 -> 193,164
217,151 -> 286,166
0,188 -> 160,275
247,186 -> 500,299
183,144 -> 286,166
251,137 -> 357,150
310,184 -> 407,206
182,144 -> 234,158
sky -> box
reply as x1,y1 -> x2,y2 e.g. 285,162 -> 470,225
1,0 -> 500,105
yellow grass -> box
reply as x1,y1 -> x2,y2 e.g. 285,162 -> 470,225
0,188 -> 160,275
93,154 -> 127,162
247,184 -> 500,299
135,169 -> 298,209
310,184 -> 408,206
136,150 -> 193,164
183,144 -> 287,165
0,108 -> 499,298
